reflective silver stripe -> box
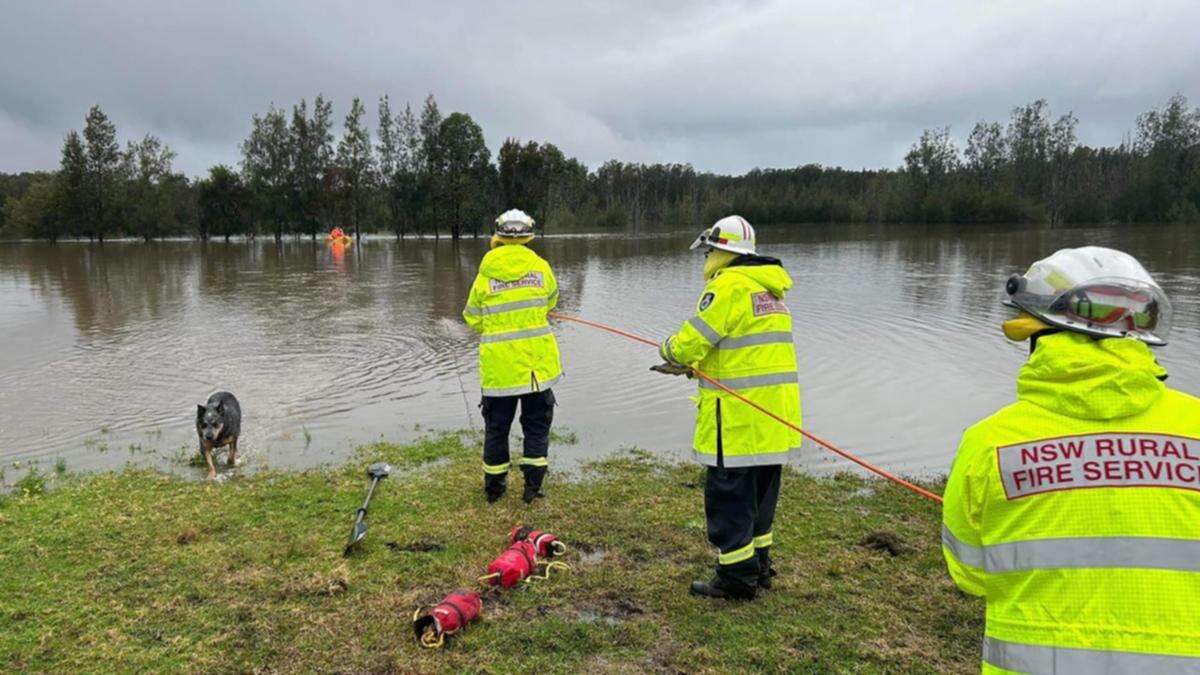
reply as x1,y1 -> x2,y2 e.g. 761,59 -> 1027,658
481,374 -> 562,397
687,315 -> 721,345
698,371 -> 798,391
941,524 -> 985,568
717,331 -> 794,350
480,326 -> 552,344
464,304 -> 485,316
475,297 -> 549,316
982,535 -> 1200,573
984,636 -> 1200,674
692,448 -> 801,467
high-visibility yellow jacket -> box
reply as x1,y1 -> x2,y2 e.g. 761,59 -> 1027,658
943,332 -> 1200,673
463,244 -> 562,397
660,257 -> 802,467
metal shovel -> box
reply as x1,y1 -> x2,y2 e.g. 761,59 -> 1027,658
344,462 -> 391,556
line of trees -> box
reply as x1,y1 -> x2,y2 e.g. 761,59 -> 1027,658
2,106 -> 191,243
2,93 -> 1199,242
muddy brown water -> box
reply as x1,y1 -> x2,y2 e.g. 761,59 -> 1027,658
1,224 -> 1197,484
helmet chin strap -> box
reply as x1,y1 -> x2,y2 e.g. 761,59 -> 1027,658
703,249 -> 738,280
491,234 -> 534,249
1002,312 -> 1053,342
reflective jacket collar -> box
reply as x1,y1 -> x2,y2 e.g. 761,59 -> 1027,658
1017,332 -> 1167,420
480,244 -> 540,282
715,256 -> 793,299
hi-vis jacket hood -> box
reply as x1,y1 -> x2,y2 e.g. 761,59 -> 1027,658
1017,331 -> 1167,421
479,244 -> 543,282
714,256 -> 793,299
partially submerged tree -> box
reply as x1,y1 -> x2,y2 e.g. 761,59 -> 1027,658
240,105 -> 292,241
433,112 -> 492,239
197,164 -> 248,242
334,97 -> 376,240
81,105 -> 122,242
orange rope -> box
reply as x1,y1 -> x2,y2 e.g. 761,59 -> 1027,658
549,312 -> 944,504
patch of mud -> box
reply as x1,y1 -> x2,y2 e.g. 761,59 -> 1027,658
577,598 -> 644,625
859,531 -> 907,556
176,527 -> 200,545
577,547 -> 608,565
386,539 -> 444,553
571,541 -> 608,565
278,569 -> 350,598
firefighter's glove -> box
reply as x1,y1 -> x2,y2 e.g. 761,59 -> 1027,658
650,362 -> 693,378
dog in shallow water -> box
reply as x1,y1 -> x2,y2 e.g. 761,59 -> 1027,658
195,391 -> 241,479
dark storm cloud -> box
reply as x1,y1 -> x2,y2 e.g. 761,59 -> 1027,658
2,0 -> 1199,176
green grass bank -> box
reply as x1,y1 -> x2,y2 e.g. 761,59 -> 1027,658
0,433 -> 981,673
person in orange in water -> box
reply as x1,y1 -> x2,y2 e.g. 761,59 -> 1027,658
329,226 -> 346,240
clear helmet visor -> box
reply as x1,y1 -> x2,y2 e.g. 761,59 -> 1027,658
689,227 -> 714,250
1007,275 -> 1173,346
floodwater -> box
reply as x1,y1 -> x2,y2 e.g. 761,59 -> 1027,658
1,224 -> 1198,483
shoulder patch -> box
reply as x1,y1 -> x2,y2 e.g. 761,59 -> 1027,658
489,271 -> 544,294
751,292 -> 789,316
698,292 -> 715,312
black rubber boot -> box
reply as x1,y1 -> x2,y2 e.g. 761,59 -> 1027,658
689,576 -> 756,601
485,475 -> 507,503
521,466 -> 545,504
521,482 -> 542,504
757,549 -> 777,590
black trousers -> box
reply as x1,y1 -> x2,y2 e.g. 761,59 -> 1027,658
705,464 -> 781,590
481,389 -> 555,494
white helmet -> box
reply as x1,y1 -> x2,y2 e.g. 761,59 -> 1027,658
1005,246 -> 1172,346
494,209 -> 535,238
690,215 -> 756,255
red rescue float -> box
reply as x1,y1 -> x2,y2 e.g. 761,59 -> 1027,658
510,524 -> 567,558
483,539 -> 537,588
413,590 -> 482,648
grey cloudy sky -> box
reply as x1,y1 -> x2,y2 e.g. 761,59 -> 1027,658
2,1 -> 1199,177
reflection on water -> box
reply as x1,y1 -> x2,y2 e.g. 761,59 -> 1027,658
0,223 -> 1197,482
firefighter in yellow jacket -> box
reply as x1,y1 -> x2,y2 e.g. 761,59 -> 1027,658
463,209 -> 562,504
653,215 -> 802,600
943,246 -> 1200,672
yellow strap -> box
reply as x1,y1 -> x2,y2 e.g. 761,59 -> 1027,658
413,607 -> 447,649
517,456 -> 548,468
531,560 -> 571,581
753,532 -> 773,548
419,629 -> 445,649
